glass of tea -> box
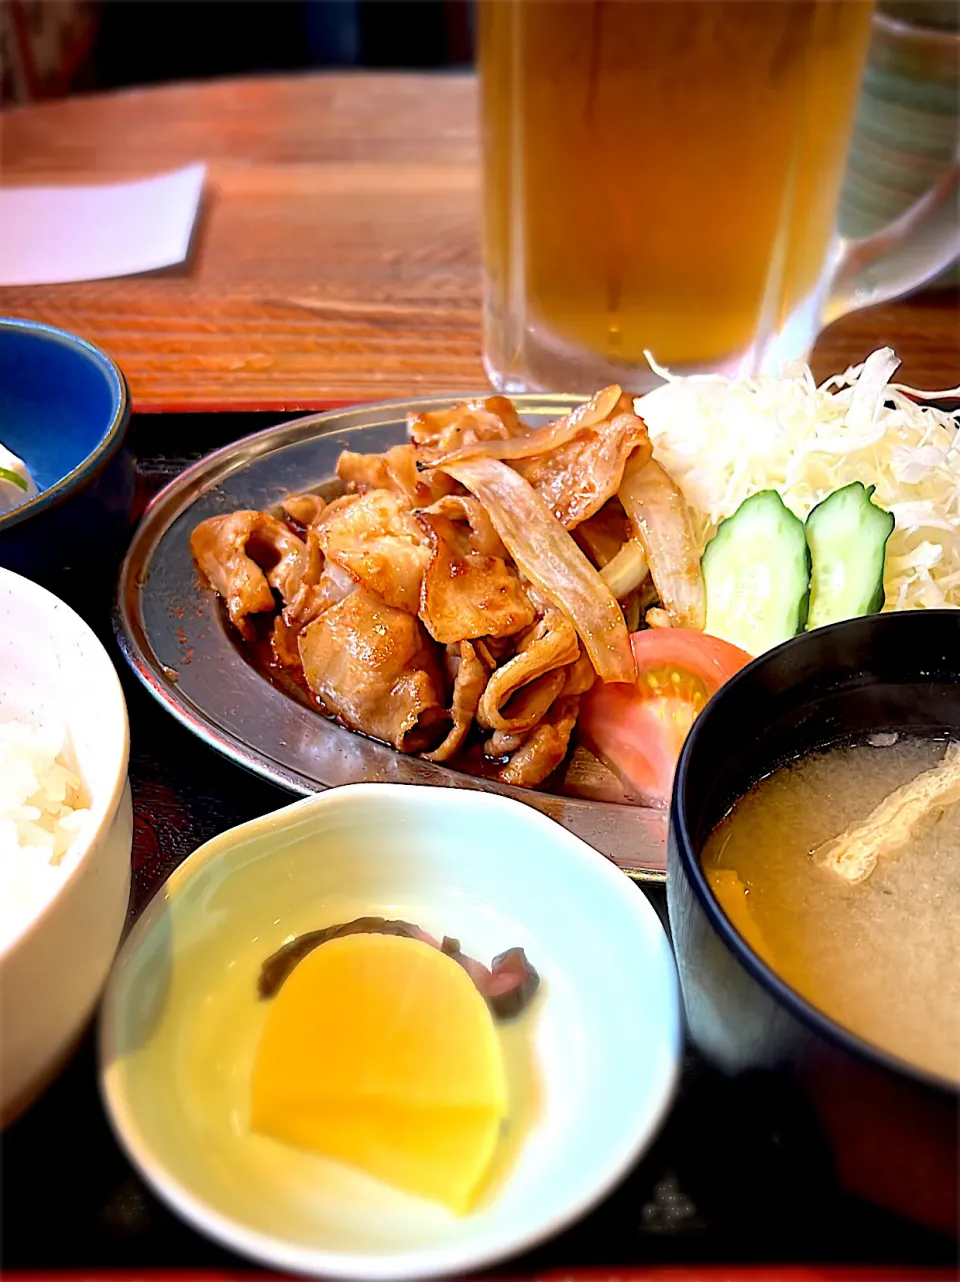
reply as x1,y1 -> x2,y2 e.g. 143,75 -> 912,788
478,0 -> 960,394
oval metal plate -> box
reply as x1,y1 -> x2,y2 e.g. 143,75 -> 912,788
115,396 -> 668,880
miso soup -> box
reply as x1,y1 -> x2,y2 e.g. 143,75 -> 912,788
702,735 -> 960,1085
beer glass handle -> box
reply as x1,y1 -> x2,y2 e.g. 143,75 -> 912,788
823,161 -> 960,325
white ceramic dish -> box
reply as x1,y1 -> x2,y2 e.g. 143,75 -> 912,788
0,566 -> 132,1124
100,784 -> 681,1279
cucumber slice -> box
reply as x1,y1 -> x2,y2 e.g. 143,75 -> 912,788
702,490 -> 810,656
0,466 -> 27,493
805,482 -> 894,630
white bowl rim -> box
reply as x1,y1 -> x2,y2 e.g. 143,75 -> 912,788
99,781 -> 682,1281
0,565 -> 130,961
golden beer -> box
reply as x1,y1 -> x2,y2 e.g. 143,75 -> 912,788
479,0 -> 875,389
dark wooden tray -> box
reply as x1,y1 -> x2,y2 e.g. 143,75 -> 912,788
0,413 -> 956,1279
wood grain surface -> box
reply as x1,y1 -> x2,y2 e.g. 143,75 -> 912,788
0,73 -> 957,411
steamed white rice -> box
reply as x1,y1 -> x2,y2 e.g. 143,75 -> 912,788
0,719 -> 91,948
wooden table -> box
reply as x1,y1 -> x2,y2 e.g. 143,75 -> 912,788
1,73 -> 957,412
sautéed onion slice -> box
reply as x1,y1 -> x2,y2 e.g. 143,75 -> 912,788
439,456 -> 636,684
618,455 -> 705,630
600,539 -> 649,600
433,385 -> 624,465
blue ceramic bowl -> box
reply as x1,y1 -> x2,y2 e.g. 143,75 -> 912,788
0,318 -> 134,582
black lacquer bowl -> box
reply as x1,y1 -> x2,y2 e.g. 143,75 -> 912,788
667,610 -> 960,1238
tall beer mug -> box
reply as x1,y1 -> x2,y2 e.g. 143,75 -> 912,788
479,0 -> 959,394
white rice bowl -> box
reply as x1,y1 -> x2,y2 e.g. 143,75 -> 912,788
0,566 -> 131,1123
0,719 -> 93,951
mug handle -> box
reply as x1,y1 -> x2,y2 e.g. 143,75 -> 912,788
823,161 -> 960,324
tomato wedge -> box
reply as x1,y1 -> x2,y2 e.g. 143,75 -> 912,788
579,629 -> 752,808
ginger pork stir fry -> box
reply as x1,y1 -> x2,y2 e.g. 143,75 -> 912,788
190,387 -> 704,790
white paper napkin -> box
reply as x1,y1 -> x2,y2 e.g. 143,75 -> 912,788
0,162 -> 206,287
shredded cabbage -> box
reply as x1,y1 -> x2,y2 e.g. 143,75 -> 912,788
635,349 -> 960,612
